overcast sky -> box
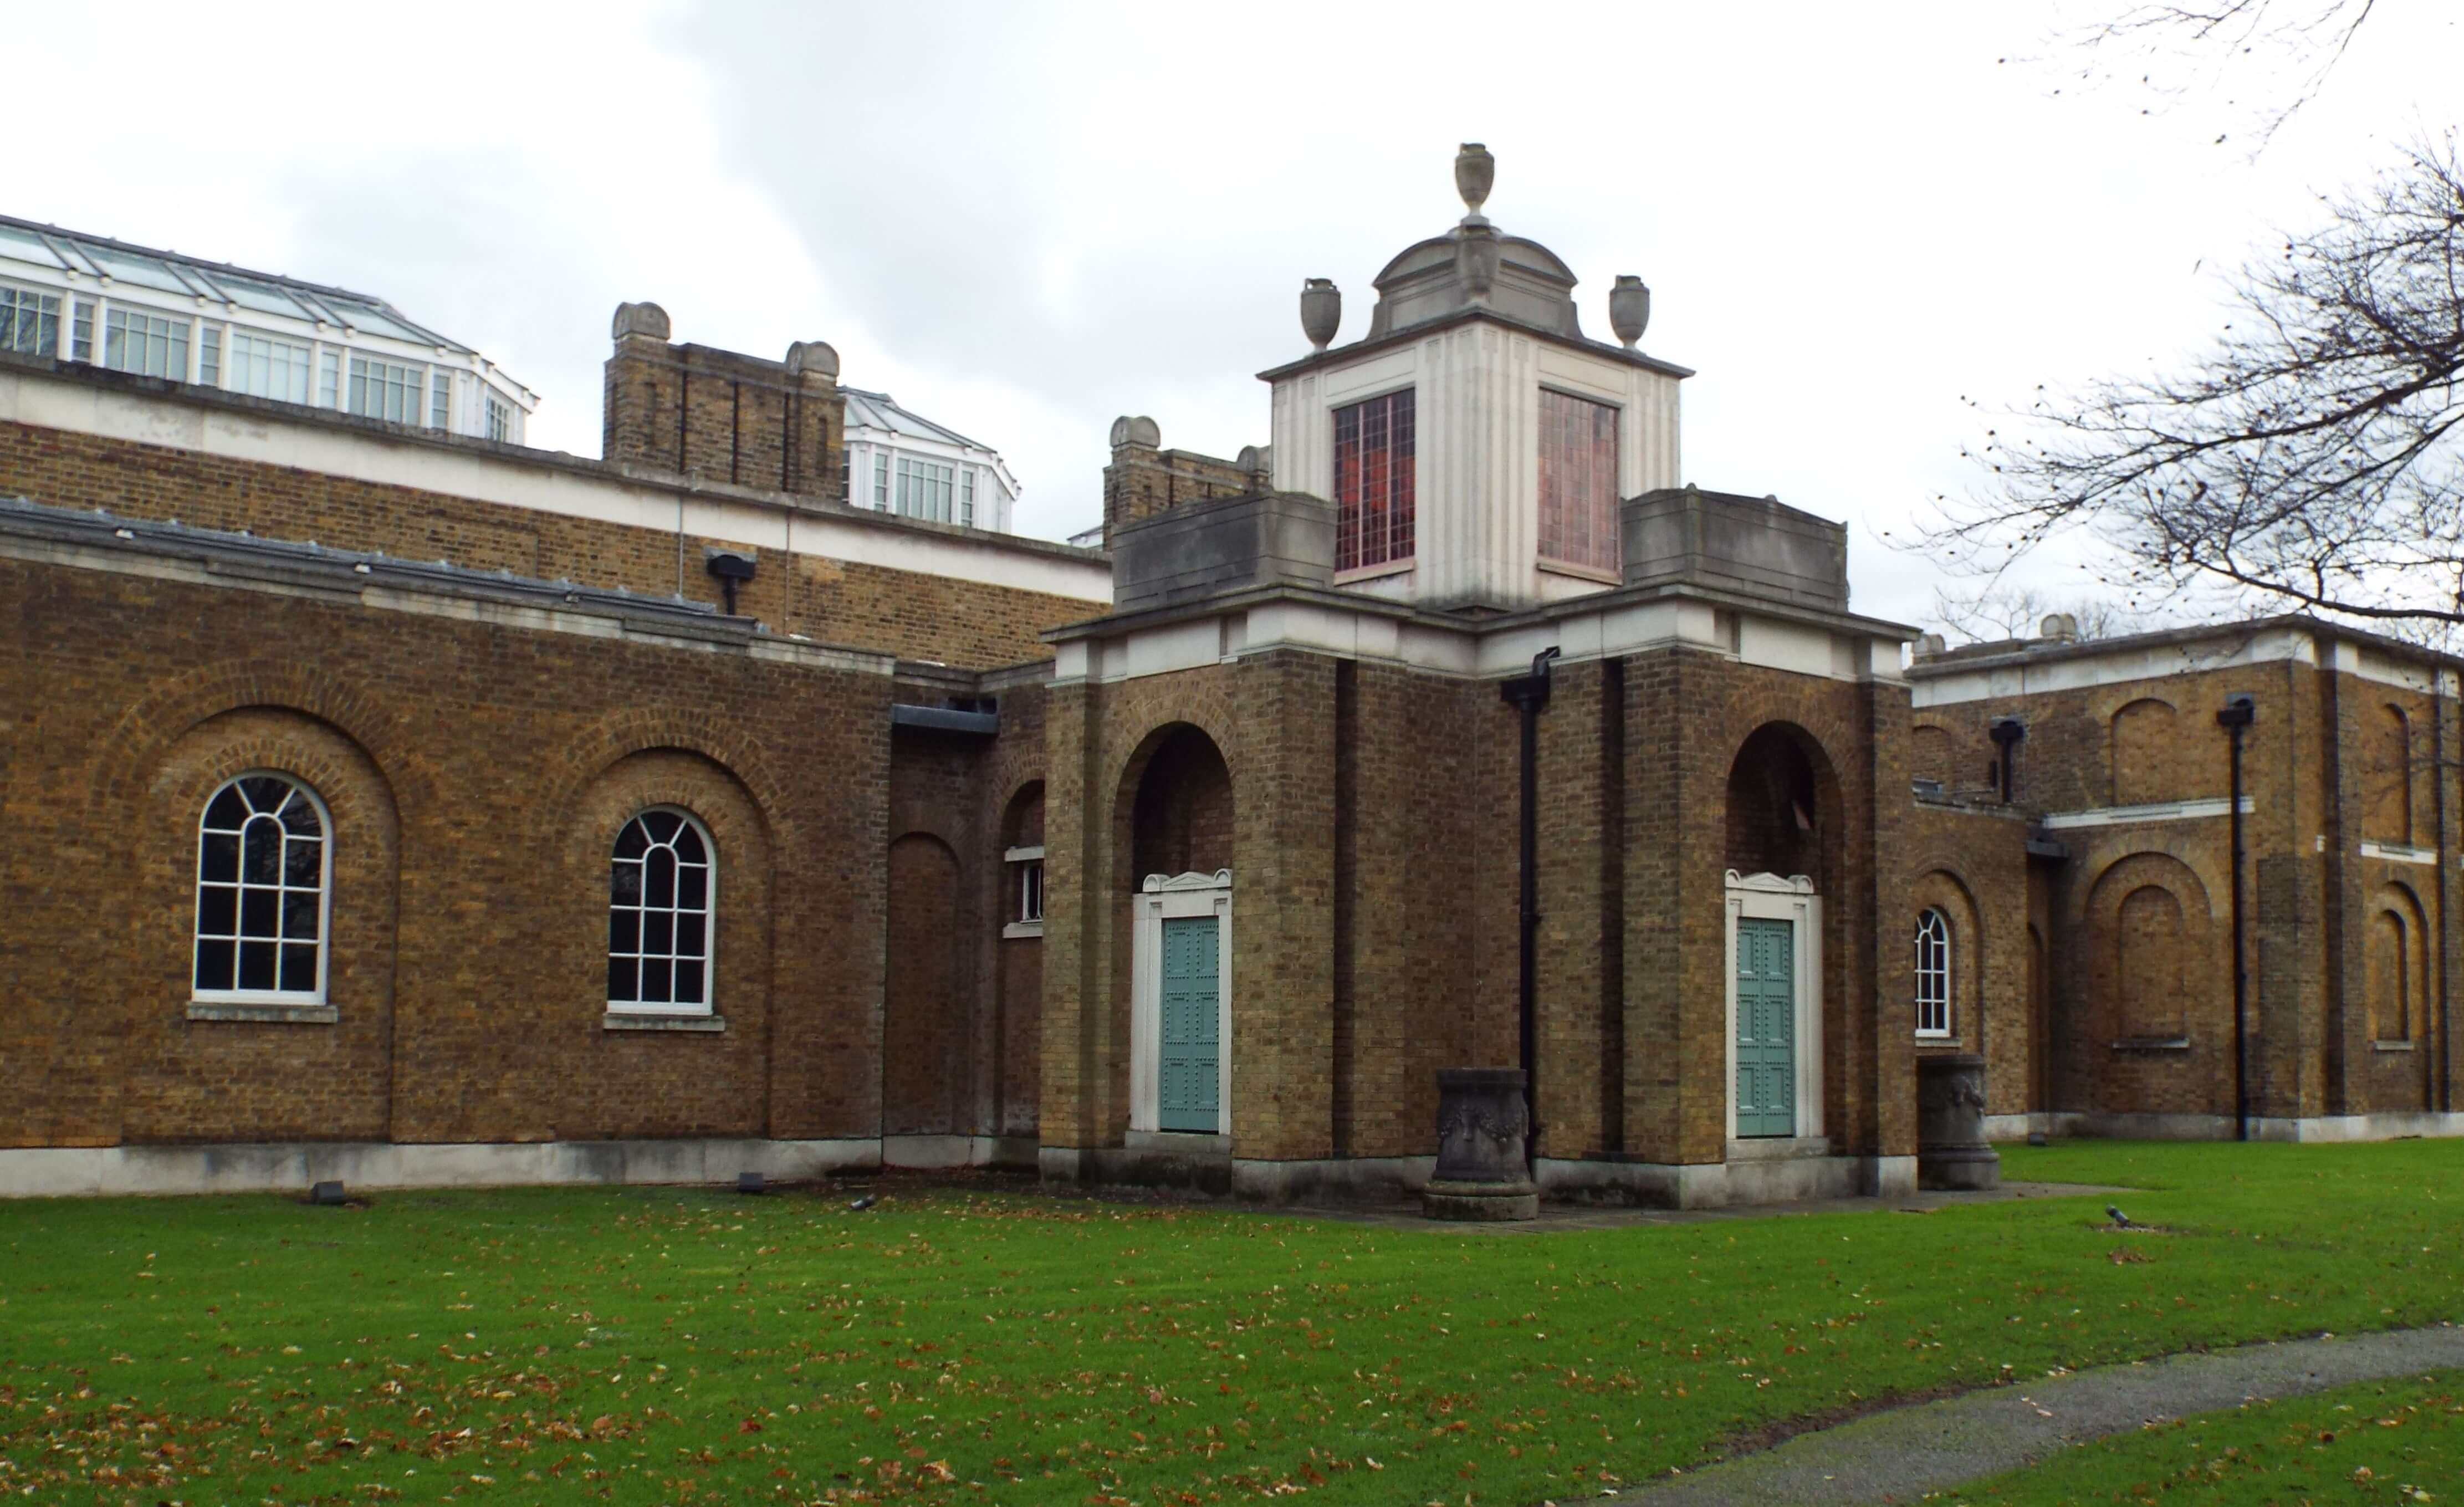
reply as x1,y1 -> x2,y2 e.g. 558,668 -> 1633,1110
12,1 -> 2458,630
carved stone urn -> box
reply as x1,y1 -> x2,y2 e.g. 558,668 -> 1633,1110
1609,275 -> 1652,348
1454,142 -> 1495,219
1916,1053 -> 2001,1191
1299,278 -> 1341,351
1423,1067 -> 1539,1221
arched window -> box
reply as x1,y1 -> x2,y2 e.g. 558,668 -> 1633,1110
1914,907 -> 1951,1038
193,773 -> 329,1001
609,809 -> 714,1013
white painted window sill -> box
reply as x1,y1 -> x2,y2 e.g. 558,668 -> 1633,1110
2110,1036 -> 2192,1053
603,1012 -> 725,1033
187,1001 -> 337,1025
1002,920 -> 1045,939
1915,1034 -> 1965,1049
2371,1039 -> 2416,1053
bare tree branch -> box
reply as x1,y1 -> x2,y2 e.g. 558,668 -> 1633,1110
2056,0 -> 2378,152
1926,136 -> 2464,637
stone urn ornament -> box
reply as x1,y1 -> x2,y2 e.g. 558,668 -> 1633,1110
1454,142 -> 1495,221
1916,1053 -> 2001,1191
1609,275 -> 1652,349
1423,1067 -> 1538,1221
1299,278 -> 1341,351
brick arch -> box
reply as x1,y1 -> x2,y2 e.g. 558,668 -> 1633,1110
1910,723 -> 1956,786
543,707 -> 794,857
79,657 -> 427,820
1909,865 -> 1985,1046
2083,850 -> 2218,1056
1723,719 -> 1846,885
884,831 -> 965,1136
2367,880 -> 2429,1044
1002,780 -> 1046,849
1117,722 -> 1236,887
1101,696 -> 1246,818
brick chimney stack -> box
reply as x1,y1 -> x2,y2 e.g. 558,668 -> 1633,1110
602,302 -> 846,503
1099,415 -> 1260,546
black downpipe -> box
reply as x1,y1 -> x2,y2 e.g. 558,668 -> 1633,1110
2218,695 -> 2256,1140
1501,646 -> 1561,1173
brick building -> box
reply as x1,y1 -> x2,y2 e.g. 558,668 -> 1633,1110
1,149 -> 2455,1203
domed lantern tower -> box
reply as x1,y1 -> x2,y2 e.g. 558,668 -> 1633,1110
1259,144 -> 1689,611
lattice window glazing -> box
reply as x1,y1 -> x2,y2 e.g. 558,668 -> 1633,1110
1333,389 -> 1415,571
896,456 -> 956,522
228,332 -> 314,404
193,775 -> 328,999
1914,907 -> 1951,1037
104,306 -> 189,378
1538,389 -> 1620,572
2,282 -> 60,356
349,355 -> 423,423
609,809 -> 713,1012
485,393 -> 513,442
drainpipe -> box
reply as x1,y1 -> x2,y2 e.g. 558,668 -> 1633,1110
1500,646 -> 1561,1174
2217,694 -> 2256,1140
1990,718 -> 2026,803
2437,673 -> 2453,1113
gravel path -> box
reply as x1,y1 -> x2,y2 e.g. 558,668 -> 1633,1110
1617,1322 -> 2464,1505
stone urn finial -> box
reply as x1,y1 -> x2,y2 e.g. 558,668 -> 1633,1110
1300,278 -> 1341,351
1609,275 -> 1651,349
1455,142 -> 1494,221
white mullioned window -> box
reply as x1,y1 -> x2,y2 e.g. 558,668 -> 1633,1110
872,453 -> 891,510
349,354 -> 423,423
1003,844 -> 1045,938
960,468 -> 977,529
608,808 -> 715,1013
70,298 -> 95,361
1914,906 -> 1952,1038
228,331 -> 315,404
318,349 -> 340,407
430,371 -> 451,429
104,306 -> 189,379
896,455 -> 956,522
2,281 -> 61,355
198,324 -> 221,386
485,392 -> 513,442
193,774 -> 330,1002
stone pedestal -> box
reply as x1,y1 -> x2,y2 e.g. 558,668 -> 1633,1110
1423,1067 -> 1539,1221
1916,1053 -> 2001,1191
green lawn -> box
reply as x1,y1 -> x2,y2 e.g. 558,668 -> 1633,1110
1950,1371 -> 2462,1505
1,1140 -> 2457,1505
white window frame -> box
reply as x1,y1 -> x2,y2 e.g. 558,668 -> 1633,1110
191,772 -> 333,1008
606,806 -> 718,1017
227,329 -> 317,405
1003,844 -> 1045,938
1128,869 -> 1232,1138
1722,870 -> 1823,1146
103,304 -> 190,379
1914,906 -> 1952,1039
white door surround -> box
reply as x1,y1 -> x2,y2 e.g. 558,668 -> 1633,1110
1129,870 -> 1233,1136
1723,871 -> 1824,1145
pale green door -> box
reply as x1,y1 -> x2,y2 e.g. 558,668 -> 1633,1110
1158,916 -> 1221,1133
1735,918 -> 1796,1138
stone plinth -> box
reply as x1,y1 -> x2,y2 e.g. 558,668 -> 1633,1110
1917,1053 -> 2001,1191
1423,1067 -> 1538,1221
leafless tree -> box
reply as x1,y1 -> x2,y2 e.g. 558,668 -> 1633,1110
1928,135 -> 2464,638
2052,0 -> 2378,151
1929,585 -> 2150,646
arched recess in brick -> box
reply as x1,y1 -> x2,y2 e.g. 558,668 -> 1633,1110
995,783 -> 1046,1138
884,832 -> 963,1137
2367,882 -> 2428,1046
1909,868 -> 1984,1050
2109,699 -> 2180,805
126,707 -> 402,1144
82,658 -> 427,820
560,748 -> 775,1140
2082,851 -> 2225,1112
1108,723 -> 1237,1138
1910,724 -> 1955,788
1724,722 -> 1838,885
2367,704 -> 2415,845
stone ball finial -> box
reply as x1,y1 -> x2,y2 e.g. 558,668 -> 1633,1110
611,301 -> 671,342
1109,415 -> 1161,450
1455,143 -> 1495,219
1609,275 -> 1651,349
785,340 -> 839,380
1300,278 -> 1341,351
